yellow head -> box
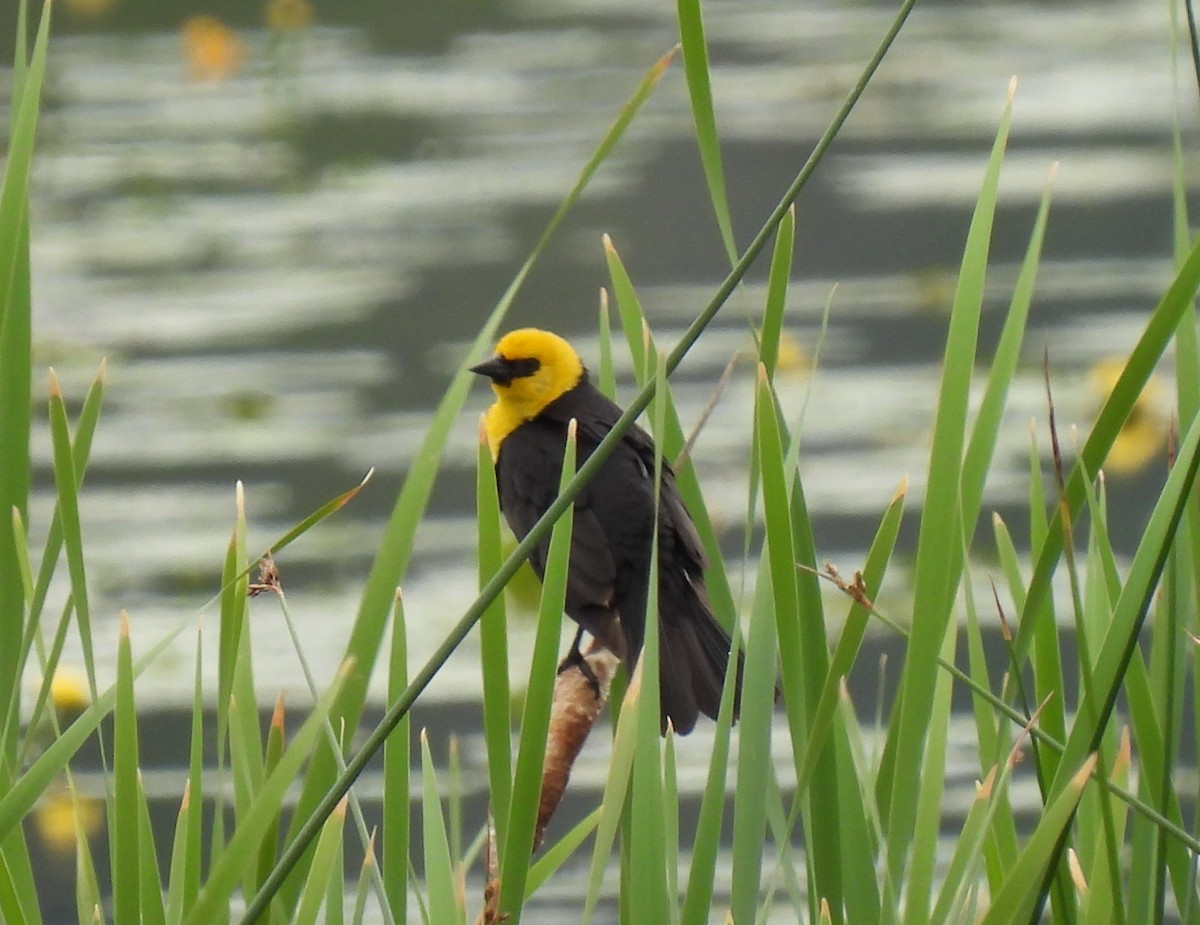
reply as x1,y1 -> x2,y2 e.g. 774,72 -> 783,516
471,328 -> 585,457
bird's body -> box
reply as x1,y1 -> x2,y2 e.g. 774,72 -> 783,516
472,328 -> 740,734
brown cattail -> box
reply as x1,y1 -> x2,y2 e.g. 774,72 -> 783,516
535,645 -> 619,851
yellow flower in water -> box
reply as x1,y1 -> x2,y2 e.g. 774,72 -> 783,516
33,789 -> 104,859
183,15 -> 246,82
772,331 -> 810,378
266,0 -> 314,31
1089,356 -> 1167,476
50,668 -> 90,718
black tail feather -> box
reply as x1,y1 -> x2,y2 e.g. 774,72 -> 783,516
658,598 -> 744,735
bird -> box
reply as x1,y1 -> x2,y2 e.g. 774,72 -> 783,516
471,327 -> 741,734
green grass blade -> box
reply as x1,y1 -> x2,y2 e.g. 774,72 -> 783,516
324,837 -> 346,925
383,591 -> 410,922
526,807 -> 601,895
0,0 -> 49,713
499,425 -> 576,923
351,839 -> 377,925
759,206 -> 795,380
137,770 -> 168,925
676,0 -> 737,263
960,162 -> 1053,526
902,618 -> 958,925
73,789 -> 104,925
879,80 -> 1014,883
28,359 -> 104,626
0,841 -> 37,925
931,752 -> 1020,925
678,628 -> 740,924
729,558 -> 777,925
255,697 -> 287,894
730,368 -> 791,924
627,355 -> 668,924
166,786 -> 193,925
580,668 -> 641,925
47,371 -> 98,704
0,8 -> 50,738
223,485 -> 262,802
294,799 -> 348,925
477,430 -> 512,842
183,633 -> 206,922
111,614 -> 140,925
785,456 -> 841,920
1082,734 -> 1133,925
420,732 -> 460,925
597,290 -> 617,400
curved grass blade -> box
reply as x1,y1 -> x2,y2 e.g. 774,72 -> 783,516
676,0 -> 736,263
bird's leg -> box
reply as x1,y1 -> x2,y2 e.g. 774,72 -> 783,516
557,626 -> 602,700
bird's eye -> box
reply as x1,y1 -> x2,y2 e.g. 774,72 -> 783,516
506,357 -> 542,379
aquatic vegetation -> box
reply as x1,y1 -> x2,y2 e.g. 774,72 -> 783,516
182,15 -> 245,83
5,0 -> 1200,923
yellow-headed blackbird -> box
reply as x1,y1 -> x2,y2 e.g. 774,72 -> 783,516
471,327 -> 740,734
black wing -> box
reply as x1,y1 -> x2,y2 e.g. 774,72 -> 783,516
495,406 -> 628,656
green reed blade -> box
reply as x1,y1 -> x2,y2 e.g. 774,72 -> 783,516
111,616 -> 140,925
382,591 -> 410,922
294,799 -> 348,925
498,424 -> 576,923
676,0 -> 737,263
0,4 -> 49,744
878,80 -> 1013,887
476,433 -> 512,842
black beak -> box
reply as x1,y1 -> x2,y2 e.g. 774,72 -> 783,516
470,355 -> 540,387
470,355 -> 513,383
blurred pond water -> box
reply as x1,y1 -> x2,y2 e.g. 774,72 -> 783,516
5,0 -> 1198,919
